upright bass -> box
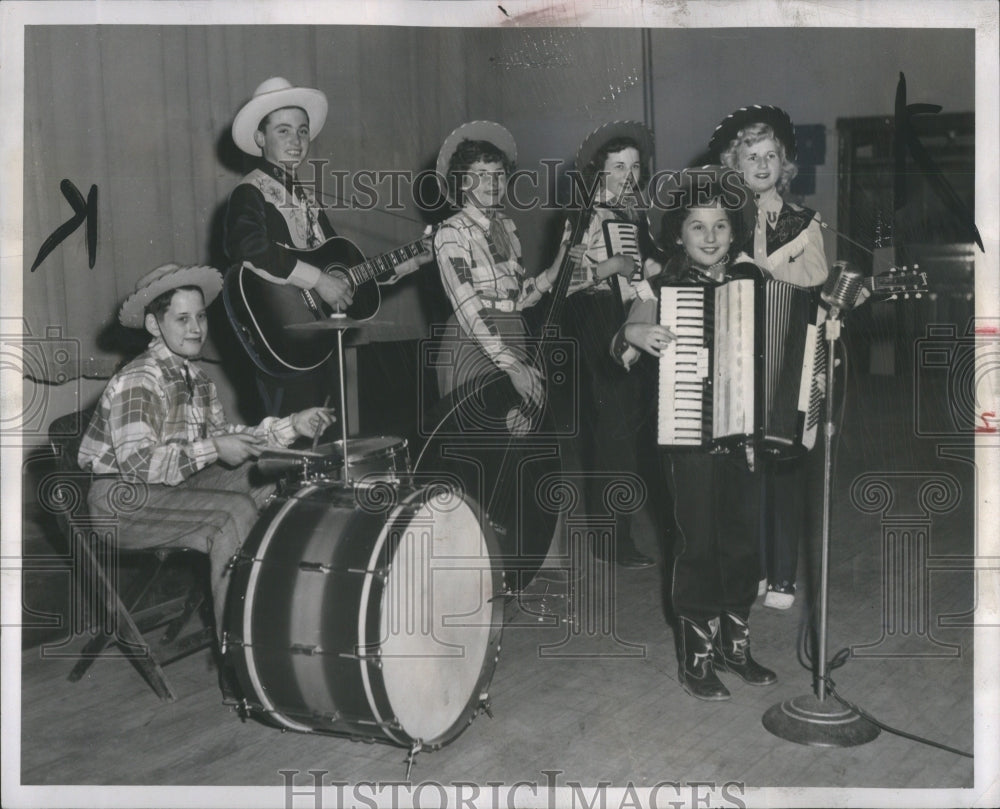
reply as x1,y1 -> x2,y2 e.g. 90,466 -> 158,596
415,198 -> 600,590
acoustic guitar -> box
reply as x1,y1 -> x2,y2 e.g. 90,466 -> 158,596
223,235 -> 430,376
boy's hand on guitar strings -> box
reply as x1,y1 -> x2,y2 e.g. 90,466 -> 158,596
314,271 -> 353,308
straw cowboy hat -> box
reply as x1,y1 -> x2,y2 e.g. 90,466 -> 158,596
435,120 -> 517,204
575,120 -> 654,174
231,77 -> 329,157
708,104 -> 797,161
118,263 -> 223,328
645,165 -> 757,254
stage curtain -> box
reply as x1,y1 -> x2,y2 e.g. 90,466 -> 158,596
22,25 -> 484,379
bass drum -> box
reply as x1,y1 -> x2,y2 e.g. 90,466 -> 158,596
415,370 -> 563,591
226,481 -> 503,750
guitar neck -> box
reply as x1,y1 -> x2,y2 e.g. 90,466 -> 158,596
348,239 -> 427,285
866,266 -> 928,299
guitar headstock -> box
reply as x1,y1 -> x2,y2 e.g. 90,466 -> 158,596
868,264 -> 929,301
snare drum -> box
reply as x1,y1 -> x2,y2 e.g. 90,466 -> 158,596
309,436 -> 410,483
225,480 -> 503,750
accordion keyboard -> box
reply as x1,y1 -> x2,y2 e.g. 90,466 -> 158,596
603,220 -> 641,279
657,286 -> 711,446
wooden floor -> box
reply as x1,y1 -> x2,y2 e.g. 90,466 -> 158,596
11,366 -> 988,804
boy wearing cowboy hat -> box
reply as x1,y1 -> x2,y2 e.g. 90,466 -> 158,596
78,264 -> 334,656
225,77 -> 426,313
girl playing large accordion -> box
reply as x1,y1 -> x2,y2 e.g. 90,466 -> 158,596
612,166 -> 778,702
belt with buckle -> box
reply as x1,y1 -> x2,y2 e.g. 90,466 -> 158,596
479,298 -> 516,312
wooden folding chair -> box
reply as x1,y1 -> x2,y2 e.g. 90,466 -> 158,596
46,409 -> 214,701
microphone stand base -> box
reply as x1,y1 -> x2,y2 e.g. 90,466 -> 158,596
762,694 -> 880,748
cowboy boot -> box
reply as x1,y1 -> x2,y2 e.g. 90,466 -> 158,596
713,612 -> 777,686
677,617 -> 730,701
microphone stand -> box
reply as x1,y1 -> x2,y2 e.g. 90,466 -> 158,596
762,305 -> 880,747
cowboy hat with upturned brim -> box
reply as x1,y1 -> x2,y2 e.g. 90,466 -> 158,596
118,263 -> 223,328
645,165 -> 757,254
575,120 -> 654,174
231,77 -> 328,157
435,120 -> 517,204
708,104 -> 797,161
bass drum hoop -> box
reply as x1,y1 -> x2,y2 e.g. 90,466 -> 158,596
235,482 -> 503,748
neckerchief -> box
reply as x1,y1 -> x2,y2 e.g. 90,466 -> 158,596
242,161 -> 327,249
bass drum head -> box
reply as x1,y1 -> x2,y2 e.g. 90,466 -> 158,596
372,491 -> 498,742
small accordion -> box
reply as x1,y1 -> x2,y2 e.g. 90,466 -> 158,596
602,220 -> 643,281
656,273 -> 826,457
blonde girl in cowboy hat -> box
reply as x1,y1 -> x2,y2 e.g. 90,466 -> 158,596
712,105 -> 829,610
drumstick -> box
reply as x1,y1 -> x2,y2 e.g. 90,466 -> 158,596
312,394 -> 331,451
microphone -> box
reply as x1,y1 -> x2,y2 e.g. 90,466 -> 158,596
821,261 -> 865,319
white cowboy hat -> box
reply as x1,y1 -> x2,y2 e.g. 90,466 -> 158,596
231,77 -> 328,157
435,120 -> 517,204
118,263 -> 223,328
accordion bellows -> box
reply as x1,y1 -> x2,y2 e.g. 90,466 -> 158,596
657,274 -> 826,457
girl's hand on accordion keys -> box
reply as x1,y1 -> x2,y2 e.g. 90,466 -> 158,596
624,323 -> 676,358
596,254 -> 636,280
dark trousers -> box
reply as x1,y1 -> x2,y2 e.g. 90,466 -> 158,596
760,455 -> 808,587
666,450 -> 762,625
563,292 -> 670,547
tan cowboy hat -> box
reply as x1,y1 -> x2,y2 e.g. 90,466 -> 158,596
646,165 -> 757,254
435,120 -> 517,204
231,77 -> 328,156
118,263 -> 223,328
708,105 -> 797,161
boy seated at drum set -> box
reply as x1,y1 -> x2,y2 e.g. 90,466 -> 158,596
77,263 -> 334,695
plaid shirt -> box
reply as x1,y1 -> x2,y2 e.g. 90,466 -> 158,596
78,338 -> 297,485
434,206 -> 546,371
